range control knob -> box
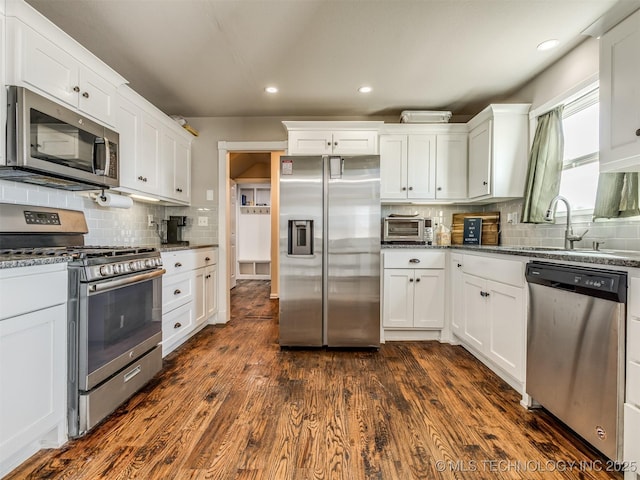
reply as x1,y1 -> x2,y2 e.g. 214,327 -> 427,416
145,259 -> 155,268
129,261 -> 139,271
99,265 -> 113,276
156,258 -> 163,266
113,263 -> 124,274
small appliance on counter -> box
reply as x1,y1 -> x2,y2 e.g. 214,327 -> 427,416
382,214 -> 425,244
165,216 -> 189,245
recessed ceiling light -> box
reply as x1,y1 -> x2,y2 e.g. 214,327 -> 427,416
537,39 -> 559,51
265,86 -> 278,94
358,86 -> 373,94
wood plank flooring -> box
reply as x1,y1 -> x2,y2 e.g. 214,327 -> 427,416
7,280 -> 623,479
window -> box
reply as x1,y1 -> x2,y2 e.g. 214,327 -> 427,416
556,88 -> 599,213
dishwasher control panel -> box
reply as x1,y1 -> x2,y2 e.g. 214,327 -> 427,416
526,261 -> 627,303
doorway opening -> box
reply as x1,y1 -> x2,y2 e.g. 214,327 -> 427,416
217,141 -> 286,324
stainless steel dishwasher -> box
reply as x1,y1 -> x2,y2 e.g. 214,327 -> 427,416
525,261 -> 627,462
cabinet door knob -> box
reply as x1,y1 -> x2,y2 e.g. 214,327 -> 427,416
174,322 -> 182,329
437,187 -> 442,191
138,176 -> 144,181
409,278 -> 414,282
327,141 -> 332,146
408,186 -> 413,191
483,181 -> 488,186
415,278 -> 421,282
636,129 -> 640,137
205,257 -> 211,261
175,262 -> 182,267
82,91 -> 90,98
334,142 -> 338,146
73,86 -> 80,92
174,289 -> 181,295
457,263 -> 462,268
176,188 -> 183,193
402,187 -> 407,191
409,258 -> 421,263
206,274 -> 211,279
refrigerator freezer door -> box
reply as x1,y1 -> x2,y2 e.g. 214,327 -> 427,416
279,156 -> 323,346
326,155 -> 381,347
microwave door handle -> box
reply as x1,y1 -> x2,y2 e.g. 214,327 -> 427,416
103,137 -> 110,177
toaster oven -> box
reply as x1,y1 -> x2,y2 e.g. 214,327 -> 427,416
383,216 -> 425,242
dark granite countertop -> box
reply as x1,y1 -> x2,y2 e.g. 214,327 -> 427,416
159,244 -> 218,252
0,255 -> 72,269
381,244 -> 640,269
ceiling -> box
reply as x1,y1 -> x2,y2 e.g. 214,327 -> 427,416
25,0 -> 623,119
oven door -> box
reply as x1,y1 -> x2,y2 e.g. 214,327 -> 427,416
78,269 -> 163,391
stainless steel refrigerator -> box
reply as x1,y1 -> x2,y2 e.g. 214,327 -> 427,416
279,155 -> 380,347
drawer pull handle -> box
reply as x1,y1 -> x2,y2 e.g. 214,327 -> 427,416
174,289 -> 181,295
480,291 -> 490,297
124,365 -> 141,383
174,322 -> 182,329
175,262 -> 182,267
482,181 -> 488,186
409,258 -> 420,263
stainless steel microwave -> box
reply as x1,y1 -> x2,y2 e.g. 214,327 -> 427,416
383,216 -> 425,242
1,86 -> 119,190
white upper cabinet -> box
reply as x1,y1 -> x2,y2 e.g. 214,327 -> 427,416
5,3 -> 125,127
283,121 -> 382,155
466,104 -> 530,201
380,124 -> 468,202
435,133 -> 468,199
115,86 -> 192,204
600,9 -> 640,172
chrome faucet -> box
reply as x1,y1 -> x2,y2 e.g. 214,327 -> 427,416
544,195 -> 588,250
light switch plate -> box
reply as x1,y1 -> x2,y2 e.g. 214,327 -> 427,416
206,189 -> 214,201
198,216 -> 208,227
147,214 -> 154,227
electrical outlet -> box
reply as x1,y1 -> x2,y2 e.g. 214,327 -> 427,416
198,216 -> 208,227
206,189 -> 214,201
147,214 -> 154,227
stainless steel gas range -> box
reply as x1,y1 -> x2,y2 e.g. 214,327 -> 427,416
0,203 -> 165,437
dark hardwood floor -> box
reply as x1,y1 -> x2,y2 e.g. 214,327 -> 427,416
8,280 -> 622,479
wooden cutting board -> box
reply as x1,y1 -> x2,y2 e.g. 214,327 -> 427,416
451,212 -> 500,245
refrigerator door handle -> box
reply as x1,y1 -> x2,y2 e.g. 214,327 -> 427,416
329,156 -> 343,179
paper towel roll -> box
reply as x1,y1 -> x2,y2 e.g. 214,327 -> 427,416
96,192 -> 133,209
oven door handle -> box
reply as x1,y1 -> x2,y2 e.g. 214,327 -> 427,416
88,268 -> 166,294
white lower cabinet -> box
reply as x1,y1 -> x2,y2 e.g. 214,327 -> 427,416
625,275 -> 640,479
455,253 -> 526,386
0,263 -> 68,478
382,250 -> 445,338
449,253 -> 464,337
160,248 -> 218,356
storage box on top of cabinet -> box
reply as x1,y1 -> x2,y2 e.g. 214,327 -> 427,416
466,104 -> 530,201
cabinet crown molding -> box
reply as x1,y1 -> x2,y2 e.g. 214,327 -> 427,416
467,104 -> 531,130
282,120 -> 384,132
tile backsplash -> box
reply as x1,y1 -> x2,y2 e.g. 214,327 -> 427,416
383,200 -> 640,251
0,180 -> 218,246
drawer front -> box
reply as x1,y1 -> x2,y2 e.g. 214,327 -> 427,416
161,250 -> 196,275
0,266 -> 67,320
630,276 -> 640,319
196,249 -> 217,268
463,254 -> 524,287
629,316 -> 640,364
162,302 -> 194,353
628,360 -> 640,406
162,271 -> 193,312
624,403 -> 640,466
383,250 -> 445,269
